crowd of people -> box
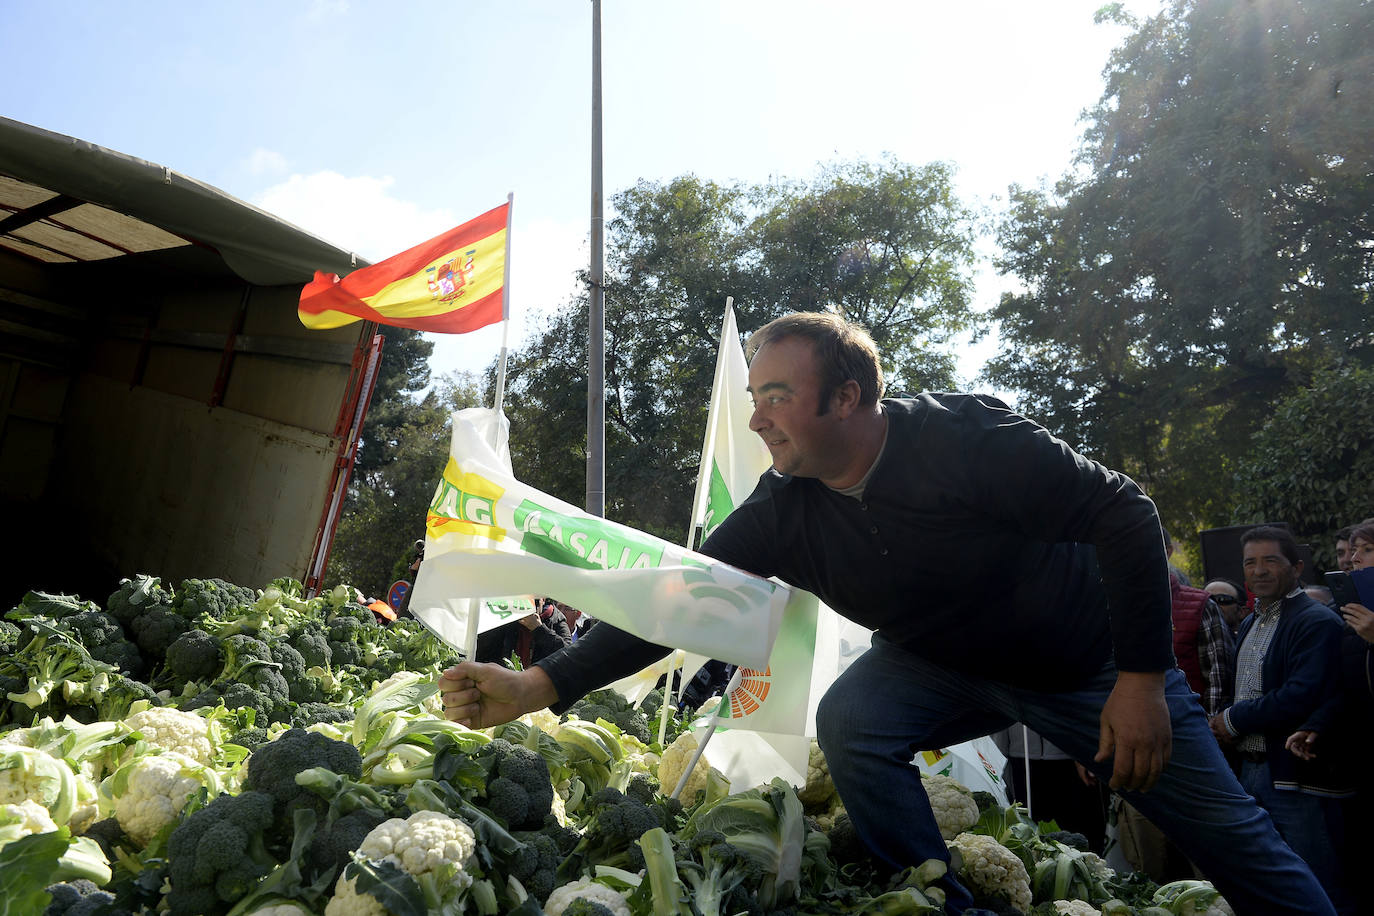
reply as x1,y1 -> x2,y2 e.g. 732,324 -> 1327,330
996,521 -> 1374,914
473,597 -> 597,668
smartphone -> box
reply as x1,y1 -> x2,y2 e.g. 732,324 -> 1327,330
1325,571 -> 1362,607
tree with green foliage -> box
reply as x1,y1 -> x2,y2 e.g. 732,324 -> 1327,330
353,326 -> 437,478
1232,363 -> 1374,572
988,0 -> 1374,545
502,157 -> 982,537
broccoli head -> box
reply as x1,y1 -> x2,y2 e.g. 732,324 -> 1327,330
106,575 -> 173,627
96,673 -> 161,722
220,634 -> 274,678
561,901 -> 618,916
129,606 -> 191,659
224,677 -> 289,726
566,689 -> 653,744
266,641 -> 319,703
329,640 -> 365,669
42,879 -> 122,916
243,727 -> 363,848
164,629 -> 224,683
558,786 -> 665,877
166,790 -> 279,916
226,727 -> 273,753
0,619 -> 21,654
507,830 -> 562,902
62,610 -> 144,678
474,738 -> 555,830
291,702 -> 354,729
329,602 -> 378,627
306,807 -> 388,883
173,578 -> 255,622
1043,829 -> 1091,852
77,816 -> 128,861
290,627 -> 332,669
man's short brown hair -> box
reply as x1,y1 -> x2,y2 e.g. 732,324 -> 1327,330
1240,525 -> 1302,567
746,311 -> 885,413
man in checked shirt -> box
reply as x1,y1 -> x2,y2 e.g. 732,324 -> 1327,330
1209,525 -> 1354,914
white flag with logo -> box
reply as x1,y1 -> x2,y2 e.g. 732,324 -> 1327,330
408,407 -> 790,669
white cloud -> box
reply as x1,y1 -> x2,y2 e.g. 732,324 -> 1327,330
245,148 -> 288,177
252,170 -> 587,380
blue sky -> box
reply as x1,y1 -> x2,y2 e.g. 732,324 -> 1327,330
1,0 -> 1155,394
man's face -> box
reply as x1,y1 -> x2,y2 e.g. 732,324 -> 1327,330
1203,579 -> 1246,627
1242,540 -> 1302,601
1336,538 -> 1352,572
747,336 -> 846,481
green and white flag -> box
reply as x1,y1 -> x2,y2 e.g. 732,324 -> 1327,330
408,406 -> 790,668
694,303 -> 769,542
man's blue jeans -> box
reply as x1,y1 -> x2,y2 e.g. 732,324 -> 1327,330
1239,759 -> 1353,914
815,636 -> 1335,915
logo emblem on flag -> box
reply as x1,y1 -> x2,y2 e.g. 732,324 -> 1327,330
426,249 -> 477,302
724,666 -> 772,717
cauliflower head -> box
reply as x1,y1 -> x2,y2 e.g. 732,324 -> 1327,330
0,745 -> 78,827
0,798 -> 58,842
246,902 -> 317,916
519,708 -> 564,735
798,738 -> 836,807
113,751 -> 219,845
357,809 -> 476,888
1053,901 -> 1102,916
543,877 -> 633,916
125,707 -> 214,765
659,731 -> 712,802
949,831 -> 1032,913
923,773 -> 980,839
69,771 -> 100,835
324,874 -> 389,916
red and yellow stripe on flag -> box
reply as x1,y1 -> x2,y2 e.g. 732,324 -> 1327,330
298,202 -> 508,334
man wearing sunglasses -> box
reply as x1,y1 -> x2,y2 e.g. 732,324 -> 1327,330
1204,578 -> 1249,638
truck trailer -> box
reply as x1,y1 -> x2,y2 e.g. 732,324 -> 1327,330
0,116 -> 380,607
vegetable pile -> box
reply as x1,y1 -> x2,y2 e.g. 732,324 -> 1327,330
1,574 -> 1233,915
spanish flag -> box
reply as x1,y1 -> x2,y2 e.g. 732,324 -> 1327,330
298,202 -> 509,334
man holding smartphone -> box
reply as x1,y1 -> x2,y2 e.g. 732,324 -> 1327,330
440,312 -> 1334,915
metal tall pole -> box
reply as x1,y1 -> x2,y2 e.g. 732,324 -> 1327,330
587,0 -> 606,518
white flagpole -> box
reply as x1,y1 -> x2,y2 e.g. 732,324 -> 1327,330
659,297 -> 736,745
468,193 -> 516,660
491,191 -> 515,416
1020,723 -> 1033,818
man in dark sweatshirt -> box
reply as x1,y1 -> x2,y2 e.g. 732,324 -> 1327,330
439,312 -> 1333,915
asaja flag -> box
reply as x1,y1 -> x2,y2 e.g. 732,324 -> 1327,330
298,202 -> 508,333
406,406 -> 540,648
408,407 -> 790,669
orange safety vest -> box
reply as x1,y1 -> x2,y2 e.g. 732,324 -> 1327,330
367,598 -> 397,622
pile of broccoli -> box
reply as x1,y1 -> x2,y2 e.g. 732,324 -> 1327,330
0,573 -> 459,730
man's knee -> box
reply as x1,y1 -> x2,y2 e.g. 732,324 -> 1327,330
814,685 -> 851,752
